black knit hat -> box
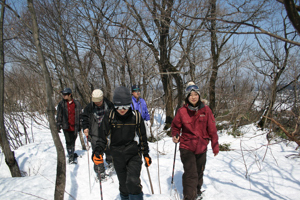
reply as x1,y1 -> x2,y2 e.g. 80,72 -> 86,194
113,86 -> 132,106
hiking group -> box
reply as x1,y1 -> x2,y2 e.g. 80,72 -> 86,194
56,82 -> 219,200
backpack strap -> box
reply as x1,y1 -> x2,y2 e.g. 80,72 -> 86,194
134,110 -> 141,128
108,109 -> 115,125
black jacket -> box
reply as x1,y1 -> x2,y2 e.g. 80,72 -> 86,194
95,108 -> 149,157
81,97 -> 114,148
56,99 -> 82,132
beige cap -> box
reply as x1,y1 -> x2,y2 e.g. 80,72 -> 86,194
187,81 -> 195,86
92,89 -> 103,102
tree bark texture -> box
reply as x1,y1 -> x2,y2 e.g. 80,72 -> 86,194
27,1 -> 66,199
0,0 -> 22,177
283,0 -> 300,35
209,0 -> 218,115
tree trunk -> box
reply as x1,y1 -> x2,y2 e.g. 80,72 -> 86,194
55,0 -> 88,105
93,30 -> 112,100
0,0 -> 22,177
27,1 -> 66,199
160,0 -> 174,132
209,0 -> 218,115
78,130 -> 86,150
283,0 -> 300,35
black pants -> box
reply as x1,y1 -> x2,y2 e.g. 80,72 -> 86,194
112,147 -> 143,196
180,148 -> 207,200
63,130 -> 77,150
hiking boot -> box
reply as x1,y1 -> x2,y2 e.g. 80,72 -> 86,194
106,163 -> 114,171
68,154 -> 78,164
69,154 -> 74,163
100,173 -> 106,180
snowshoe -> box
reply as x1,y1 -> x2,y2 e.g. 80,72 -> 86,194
95,172 -> 109,182
68,153 -> 78,164
106,163 -> 115,174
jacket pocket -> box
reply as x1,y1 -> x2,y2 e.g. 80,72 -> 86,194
195,137 -> 209,154
180,134 -> 198,152
198,115 -> 207,122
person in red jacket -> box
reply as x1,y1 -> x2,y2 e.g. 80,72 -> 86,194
56,87 -> 82,164
171,82 -> 219,200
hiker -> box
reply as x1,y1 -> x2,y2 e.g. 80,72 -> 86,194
171,82 -> 219,200
93,86 -> 151,200
81,89 -> 114,179
56,87 -> 82,164
131,85 -> 151,138
131,85 -> 150,122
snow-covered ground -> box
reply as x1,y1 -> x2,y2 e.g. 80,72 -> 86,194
0,114 -> 299,200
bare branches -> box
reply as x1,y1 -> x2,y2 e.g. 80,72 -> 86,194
264,116 -> 300,149
277,0 -> 300,35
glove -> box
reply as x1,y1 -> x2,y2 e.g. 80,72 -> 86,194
144,154 -> 152,167
92,153 -> 103,165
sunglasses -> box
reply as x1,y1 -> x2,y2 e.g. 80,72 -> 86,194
185,85 -> 199,93
115,105 -> 131,110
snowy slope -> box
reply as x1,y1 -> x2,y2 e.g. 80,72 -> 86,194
0,117 -> 299,200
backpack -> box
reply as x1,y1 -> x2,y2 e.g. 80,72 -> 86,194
108,109 -> 142,144
108,109 -> 141,128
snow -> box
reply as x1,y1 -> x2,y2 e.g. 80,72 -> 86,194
0,115 -> 300,200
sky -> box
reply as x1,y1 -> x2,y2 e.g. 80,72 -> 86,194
0,111 -> 300,200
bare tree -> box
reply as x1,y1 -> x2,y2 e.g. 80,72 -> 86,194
0,0 -> 21,177
277,0 -> 300,35
253,10 -> 298,128
75,0 -> 116,99
27,0 -> 66,199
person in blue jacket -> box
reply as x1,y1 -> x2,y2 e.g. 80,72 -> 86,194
131,85 -> 150,122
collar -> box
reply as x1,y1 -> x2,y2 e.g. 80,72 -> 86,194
132,96 -> 140,102
68,99 -> 74,104
184,101 -> 205,111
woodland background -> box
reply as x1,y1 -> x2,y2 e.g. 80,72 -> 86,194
0,0 -> 300,199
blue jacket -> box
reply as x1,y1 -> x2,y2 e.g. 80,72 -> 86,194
131,96 -> 150,121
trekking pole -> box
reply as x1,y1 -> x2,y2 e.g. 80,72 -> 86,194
145,165 -> 154,194
170,133 -> 179,196
98,165 -> 103,200
86,136 -> 91,193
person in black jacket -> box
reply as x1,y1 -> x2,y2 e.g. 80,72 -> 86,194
56,87 -> 82,164
93,86 -> 151,200
81,89 -> 114,179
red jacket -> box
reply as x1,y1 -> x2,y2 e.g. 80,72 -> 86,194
171,103 -> 219,155
66,100 -> 76,131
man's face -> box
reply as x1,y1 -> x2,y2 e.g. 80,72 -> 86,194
94,100 -> 103,107
63,93 -> 72,101
132,90 -> 141,99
